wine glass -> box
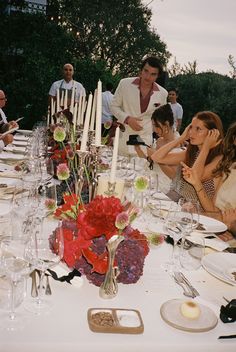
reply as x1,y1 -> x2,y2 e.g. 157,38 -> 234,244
178,198 -> 200,231
37,183 -> 57,217
148,171 -> 159,197
180,234 -> 205,270
24,218 -> 64,315
0,238 -> 32,331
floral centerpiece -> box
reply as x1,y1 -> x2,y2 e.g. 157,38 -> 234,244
51,194 -> 149,287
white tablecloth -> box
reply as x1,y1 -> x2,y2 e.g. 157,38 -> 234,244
0,242 -> 236,352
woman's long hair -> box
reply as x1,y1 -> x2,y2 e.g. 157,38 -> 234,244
213,121 -> 236,179
185,111 -> 224,167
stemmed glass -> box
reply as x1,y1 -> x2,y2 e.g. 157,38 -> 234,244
0,238 -> 32,331
178,198 -> 200,231
37,183 -> 57,217
162,203 -> 193,272
24,218 -> 64,315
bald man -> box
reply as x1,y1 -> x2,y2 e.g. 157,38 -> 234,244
49,63 -> 86,108
0,89 -> 19,150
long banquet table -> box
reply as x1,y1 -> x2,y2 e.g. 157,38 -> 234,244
0,133 -> 236,351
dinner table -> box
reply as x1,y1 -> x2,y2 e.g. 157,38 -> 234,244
0,130 -> 236,352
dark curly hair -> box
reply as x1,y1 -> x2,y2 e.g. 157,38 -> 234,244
151,104 -> 174,131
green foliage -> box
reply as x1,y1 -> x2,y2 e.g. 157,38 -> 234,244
168,72 -> 236,132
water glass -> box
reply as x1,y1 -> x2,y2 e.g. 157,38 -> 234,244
180,234 -> 205,270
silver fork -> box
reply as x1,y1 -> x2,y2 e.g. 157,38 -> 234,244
173,272 -> 195,298
174,272 -> 198,298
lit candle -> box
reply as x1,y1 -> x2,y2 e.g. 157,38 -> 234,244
64,89 -> 68,109
80,93 -> 92,152
90,89 -> 97,130
110,126 -> 120,183
70,84 -> 75,114
56,89 -> 60,113
95,80 -> 102,146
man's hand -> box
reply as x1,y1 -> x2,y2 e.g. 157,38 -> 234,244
126,116 -> 143,131
3,134 -> 14,145
8,121 -> 19,129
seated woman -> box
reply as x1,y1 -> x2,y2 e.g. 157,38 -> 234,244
134,104 -> 178,193
151,111 -> 224,205
182,122 -> 236,239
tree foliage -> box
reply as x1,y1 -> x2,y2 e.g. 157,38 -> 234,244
47,0 -> 170,76
168,72 -> 236,132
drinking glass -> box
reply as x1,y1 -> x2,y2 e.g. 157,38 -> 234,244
178,198 -> 200,231
37,183 -> 57,217
148,171 -> 159,197
0,239 -> 32,331
180,234 -> 205,270
24,218 -> 64,315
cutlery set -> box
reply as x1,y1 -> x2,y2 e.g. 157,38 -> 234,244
173,271 -> 199,298
30,269 -> 52,297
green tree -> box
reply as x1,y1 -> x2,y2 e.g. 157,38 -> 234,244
168,72 -> 236,131
47,0 -> 170,76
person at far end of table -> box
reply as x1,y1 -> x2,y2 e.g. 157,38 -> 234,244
167,87 -> 183,134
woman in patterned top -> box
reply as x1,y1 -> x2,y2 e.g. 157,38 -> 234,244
151,111 -> 224,206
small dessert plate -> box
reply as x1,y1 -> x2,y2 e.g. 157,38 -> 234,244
87,308 -> 144,334
160,299 -> 218,332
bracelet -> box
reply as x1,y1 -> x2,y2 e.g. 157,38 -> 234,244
196,187 -> 203,193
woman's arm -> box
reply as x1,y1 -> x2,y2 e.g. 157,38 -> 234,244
192,129 -> 222,180
151,126 -> 190,165
181,162 -> 222,212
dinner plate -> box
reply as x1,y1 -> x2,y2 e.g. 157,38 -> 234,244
195,214 -> 227,233
12,140 -> 28,147
160,299 -> 218,332
3,145 -> 26,154
13,134 -> 29,141
0,152 -> 26,161
202,252 -> 236,285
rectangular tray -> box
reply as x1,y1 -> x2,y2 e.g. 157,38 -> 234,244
87,308 -> 144,334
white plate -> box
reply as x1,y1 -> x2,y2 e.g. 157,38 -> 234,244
195,214 -> 227,233
0,152 -> 26,161
13,134 -> 29,141
12,140 -> 28,147
202,252 -> 236,285
17,129 -> 32,136
160,299 -> 218,332
3,146 -> 26,154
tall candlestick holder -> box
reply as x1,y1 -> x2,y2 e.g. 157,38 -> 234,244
76,150 -> 90,197
88,144 -> 106,201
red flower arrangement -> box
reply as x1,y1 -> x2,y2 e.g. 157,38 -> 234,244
52,195 -> 149,286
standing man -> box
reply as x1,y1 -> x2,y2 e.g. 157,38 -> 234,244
168,88 -> 183,132
110,56 -> 168,155
49,63 -> 86,108
102,82 -> 114,132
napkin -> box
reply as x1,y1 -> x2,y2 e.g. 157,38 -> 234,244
191,231 -> 229,251
48,263 -> 83,288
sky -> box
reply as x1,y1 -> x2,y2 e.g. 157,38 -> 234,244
142,0 -> 236,75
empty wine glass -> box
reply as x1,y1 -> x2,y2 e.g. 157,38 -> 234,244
178,198 -> 199,231
24,218 -> 64,315
37,183 -> 57,217
0,239 -> 32,331
180,234 -> 205,270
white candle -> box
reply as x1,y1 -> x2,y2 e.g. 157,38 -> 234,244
81,95 -> 86,126
90,89 -> 97,130
77,94 -> 82,126
110,126 -> 120,183
60,90 -> 64,108
51,99 -> 55,124
80,93 -> 92,152
64,89 -> 68,109
70,84 -> 75,114
95,80 -> 102,146
47,107 -> 50,126
73,102 -> 78,128
56,89 -> 60,113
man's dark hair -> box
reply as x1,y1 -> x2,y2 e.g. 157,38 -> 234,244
140,56 -> 163,75
168,87 -> 179,95
106,82 -> 113,91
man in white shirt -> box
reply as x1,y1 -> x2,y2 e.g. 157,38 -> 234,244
110,56 -> 168,155
0,90 -> 19,150
102,83 -> 114,126
168,88 -> 183,132
49,63 -> 86,108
